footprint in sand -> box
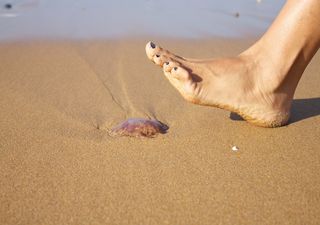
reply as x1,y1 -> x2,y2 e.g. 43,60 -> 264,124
110,118 -> 169,138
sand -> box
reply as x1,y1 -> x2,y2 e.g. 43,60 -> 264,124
0,38 -> 320,225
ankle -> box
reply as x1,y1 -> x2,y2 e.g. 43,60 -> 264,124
239,47 -> 294,110
241,42 -> 295,92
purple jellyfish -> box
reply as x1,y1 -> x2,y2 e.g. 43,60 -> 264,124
110,118 -> 169,138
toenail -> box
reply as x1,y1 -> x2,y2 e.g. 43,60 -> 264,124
150,42 -> 156,49
174,67 -> 178,71
156,54 -> 160,58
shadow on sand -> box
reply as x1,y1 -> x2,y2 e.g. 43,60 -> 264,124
229,98 -> 320,125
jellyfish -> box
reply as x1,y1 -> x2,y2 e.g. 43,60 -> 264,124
110,118 -> 168,138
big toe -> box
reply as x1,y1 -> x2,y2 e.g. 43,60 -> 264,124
145,41 -> 184,66
145,41 -> 160,60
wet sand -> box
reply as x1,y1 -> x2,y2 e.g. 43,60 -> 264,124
0,39 -> 320,225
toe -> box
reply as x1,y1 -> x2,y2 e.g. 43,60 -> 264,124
163,62 -> 190,82
162,62 -> 197,102
153,54 -> 168,66
146,41 -> 185,63
146,41 -> 160,60
170,66 -> 190,81
163,61 -> 179,72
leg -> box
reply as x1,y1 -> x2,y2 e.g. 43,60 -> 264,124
145,0 -> 320,127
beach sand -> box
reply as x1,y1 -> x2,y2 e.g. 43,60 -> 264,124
0,38 -> 320,225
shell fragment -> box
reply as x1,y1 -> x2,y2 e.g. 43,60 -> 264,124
232,146 -> 239,151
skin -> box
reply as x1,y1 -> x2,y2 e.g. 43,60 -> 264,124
145,0 -> 320,127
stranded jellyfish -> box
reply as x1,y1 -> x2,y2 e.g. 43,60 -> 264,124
110,118 -> 169,138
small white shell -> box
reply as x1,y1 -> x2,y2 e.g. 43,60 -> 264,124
232,146 -> 239,151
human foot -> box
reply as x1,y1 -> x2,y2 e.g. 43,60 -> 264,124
145,41 -> 293,127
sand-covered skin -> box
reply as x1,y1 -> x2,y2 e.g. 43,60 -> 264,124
0,39 -> 320,225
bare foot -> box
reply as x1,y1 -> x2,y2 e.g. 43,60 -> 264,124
145,41 -> 292,127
